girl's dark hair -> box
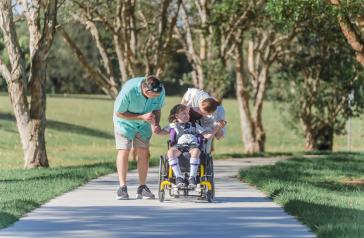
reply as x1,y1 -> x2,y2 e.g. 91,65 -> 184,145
168,104 -> 188,123
200,98 -> 221,113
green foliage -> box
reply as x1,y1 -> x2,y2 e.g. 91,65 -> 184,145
268,0 -> 364,149
179,59 -> 233,99
203,60 -> 232,100
46,26 -> 103,94
266,0 -> 335,31
0,21 -> 31,92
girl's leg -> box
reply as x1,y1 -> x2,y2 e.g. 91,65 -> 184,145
189,148 -> 201,178
167,147 -> 182,178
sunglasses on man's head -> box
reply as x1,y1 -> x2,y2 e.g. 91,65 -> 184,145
146,82 -> 164,93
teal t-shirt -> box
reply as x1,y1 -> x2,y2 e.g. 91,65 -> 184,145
113,77 -> 165,140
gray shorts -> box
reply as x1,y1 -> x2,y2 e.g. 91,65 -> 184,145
114,131 -> 150,150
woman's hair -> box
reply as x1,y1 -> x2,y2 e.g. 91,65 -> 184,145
168,104 -> 188,123
200,98 -> 221,114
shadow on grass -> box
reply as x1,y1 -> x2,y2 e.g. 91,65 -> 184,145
0,199 -> 40,229
240,153 -> 364,185
0,212 -> 17,229
313,180 -> 364,193
215,151 -> 364,160
0,161 -> 116,183
47,94 -> 113,101
0,113 -> 113,139
284,200 -> 364,238
214,152 -> 294,160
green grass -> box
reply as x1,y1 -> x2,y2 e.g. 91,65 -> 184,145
240,153 -> 364,238
0,162 -> 117,228
0,94 -> 363,231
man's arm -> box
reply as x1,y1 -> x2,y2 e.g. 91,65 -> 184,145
116,111 -> 154,122
151,110 -> 162,133
152,110 -> 161,125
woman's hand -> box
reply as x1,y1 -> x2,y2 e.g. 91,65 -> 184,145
216,120 -> 227,128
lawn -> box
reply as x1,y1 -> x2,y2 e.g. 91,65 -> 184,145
240,153 -> 364,238
0,94 -> 363,231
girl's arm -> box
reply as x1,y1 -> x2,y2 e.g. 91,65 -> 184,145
155,125 -> 170,136
155,128 -> 169,136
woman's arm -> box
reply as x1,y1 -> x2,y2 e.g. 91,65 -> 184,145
181,97 -> 188,105
202,121 -> 225,139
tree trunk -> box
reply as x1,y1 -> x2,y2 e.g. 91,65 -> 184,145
235,42 -> 259,154
0,0 -> 57,168
114,34 -> 129,83
252,66 -> 269,152
304,125 -> 334,151
24,119 -> 48,168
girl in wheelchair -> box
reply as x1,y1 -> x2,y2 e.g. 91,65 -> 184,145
157,104 -> 224,189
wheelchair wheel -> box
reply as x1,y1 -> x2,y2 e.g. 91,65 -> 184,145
206,155 -> 215,199
159,190 -> 165,202
158,156 -> 167,202
206,190 -> 213,203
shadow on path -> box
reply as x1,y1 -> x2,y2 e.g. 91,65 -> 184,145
1,206 -> 314,238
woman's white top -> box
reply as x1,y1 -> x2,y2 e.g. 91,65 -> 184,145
182,88 -> 226,136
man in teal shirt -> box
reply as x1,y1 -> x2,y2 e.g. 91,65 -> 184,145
113,76 -> 165,200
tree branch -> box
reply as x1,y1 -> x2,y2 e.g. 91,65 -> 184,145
330,0 -> 364,67
0,59 -> 11,83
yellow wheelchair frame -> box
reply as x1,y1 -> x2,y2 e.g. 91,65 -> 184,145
158,141 -> 215,203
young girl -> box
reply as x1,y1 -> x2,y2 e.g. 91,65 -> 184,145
157,104 -> 223,188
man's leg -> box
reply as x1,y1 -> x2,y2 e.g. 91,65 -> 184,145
116,149 -> 130,187
135,147 -> 155,199
135,147 -> 149,185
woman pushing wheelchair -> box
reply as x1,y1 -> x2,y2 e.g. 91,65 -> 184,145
181,88 -> 227,142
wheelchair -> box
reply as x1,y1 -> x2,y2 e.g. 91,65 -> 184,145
158,139 -> 215,203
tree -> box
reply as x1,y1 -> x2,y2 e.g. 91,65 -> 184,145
175,0 -> 235,99
58,0 -> 182,98
0,0 -> 58,168
174,0 -> 213,89
212,0 -> 280,153
270,1 -> 364,150
47,26 -> 103,94
330,0 -> 364,68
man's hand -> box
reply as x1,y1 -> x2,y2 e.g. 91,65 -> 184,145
152,124 -> 162,134
139,112 -> 155,123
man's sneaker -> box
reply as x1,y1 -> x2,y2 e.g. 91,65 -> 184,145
188,177 -> 197,189
175,177 -> 185,188
136,185 -> 155,199
116,185 -> 129,200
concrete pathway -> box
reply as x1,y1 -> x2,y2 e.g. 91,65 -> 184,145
0,157 -> 315,238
